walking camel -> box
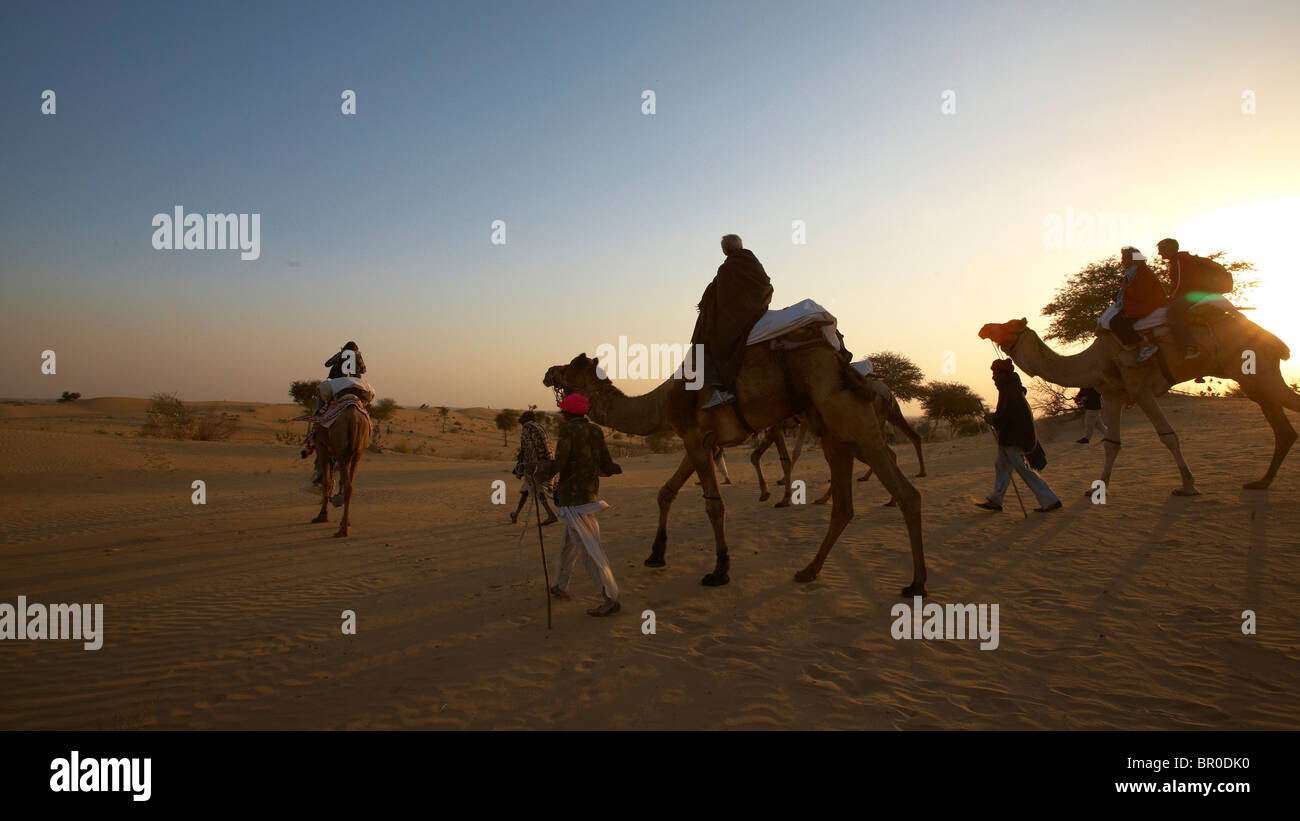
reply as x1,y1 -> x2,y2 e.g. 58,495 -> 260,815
751,383 -> 926,506
979,304 -> 1296,494
543,334 -> 927,595
309,402 -> 370,536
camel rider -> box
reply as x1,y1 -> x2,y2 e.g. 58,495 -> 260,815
310,341 -> 369,487
693,234 -> 773,409
546,393 -> 623,617
1111,247 -> 1165,363
511,410 -> 558,526
1157,238 -> 1203,360
975,359 -> 1061,513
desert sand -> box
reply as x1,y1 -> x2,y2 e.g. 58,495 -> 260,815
1,394 -> 1298,730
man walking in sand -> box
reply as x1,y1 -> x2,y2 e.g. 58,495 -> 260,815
511,410 -> 558,526
547,393 -> 623,617
975,359 -> 1061,513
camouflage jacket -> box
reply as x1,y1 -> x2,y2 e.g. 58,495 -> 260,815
552,417 -> 621,507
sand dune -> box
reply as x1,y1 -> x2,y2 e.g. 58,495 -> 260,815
1,395 -> 1298,729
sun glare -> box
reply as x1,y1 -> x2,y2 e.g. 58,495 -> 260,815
1175,198 -> 1300,380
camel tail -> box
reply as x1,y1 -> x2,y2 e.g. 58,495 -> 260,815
886,396 -> 926,471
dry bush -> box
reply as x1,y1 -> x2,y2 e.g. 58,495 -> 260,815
193,412 -> 239,441
142,392 -> 194,439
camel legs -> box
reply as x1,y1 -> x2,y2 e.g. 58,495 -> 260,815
645,453 -> 696,567
1240,368 -> 1300,489
334,452 -> 359,537
772,428 -> 794,507
795,435 -> 854,582
1093,393 -> 1125,495
1244,401 -> 1298,489
684,432 -> 731,586
750,432 -> 774,501
312,453 -> 332,524
1133,392 -> 1198,496
797,390 -> 926,595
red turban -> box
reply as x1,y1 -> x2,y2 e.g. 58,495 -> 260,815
559,394 -> 589,414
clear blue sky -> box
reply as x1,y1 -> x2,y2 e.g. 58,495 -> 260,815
3,0 -> 1298,407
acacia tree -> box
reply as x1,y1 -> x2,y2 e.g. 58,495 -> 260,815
288,380 -> 318,411
495,409 -> 519,445
865,351 -> 926,400
1041,251 -> 1257,344
919,381 -> 986,438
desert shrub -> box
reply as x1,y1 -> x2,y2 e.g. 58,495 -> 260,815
370,397 -> 399,422
1029,379 -> 1075,418
193,411 -> 239,441
57,391 -> 81,404
142,392 -> 195,439
392,440 -> 412,454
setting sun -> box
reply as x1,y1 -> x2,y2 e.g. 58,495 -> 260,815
1177,198 -> 1300,381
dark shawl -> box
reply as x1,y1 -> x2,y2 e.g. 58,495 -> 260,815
987,372 -> 1037,451
689,249 -> 773,393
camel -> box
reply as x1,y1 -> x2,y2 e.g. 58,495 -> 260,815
543,334 -> 927,595
309,402 -> 370,537
979,303 -> 1296,495
750,384 -> 926,506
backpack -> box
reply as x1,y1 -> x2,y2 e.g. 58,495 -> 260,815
1189,255 -> 1233,294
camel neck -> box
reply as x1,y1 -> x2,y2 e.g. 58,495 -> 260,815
1009,331 -> 1113,388
586,378 -> 674,436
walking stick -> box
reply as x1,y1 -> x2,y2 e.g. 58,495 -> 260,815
996,431 -> 1030,520
529,465 -> 553,629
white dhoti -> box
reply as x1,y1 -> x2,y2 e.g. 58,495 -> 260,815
554,501 -> 618,600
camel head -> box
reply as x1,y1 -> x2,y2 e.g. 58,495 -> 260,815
978,317 -> 1030,353
542,353 -> 609,407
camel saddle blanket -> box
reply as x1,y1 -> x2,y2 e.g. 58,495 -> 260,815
294,395 -> 372,432
320,376 -> 375,404
747,299 -> 842,351
1098,294 -> 1235,332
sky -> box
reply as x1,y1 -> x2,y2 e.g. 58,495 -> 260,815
2,0 -> 1298,409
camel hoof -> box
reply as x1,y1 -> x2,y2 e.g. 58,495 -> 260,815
759,491 -> 771,502
901,582 -> 927,598
644,555 -> 666,568
1243,480 -> 1271,490
856,476 -> 869,482
794,567 -> 818,583
882,500 -> 897,507
311,514 -> 328,523
333,529 -> 348,538
915,471 -> 927,478
701,572 -> 729,586
813,497 -> 830,505
775,479 -> 786,486
774,499 -> 791,508
1171,487 -> 1200,497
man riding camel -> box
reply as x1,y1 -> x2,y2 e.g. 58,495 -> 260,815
693,234 -> 773,409
307,341 -> 373,488
1110,246 -> 1165,363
